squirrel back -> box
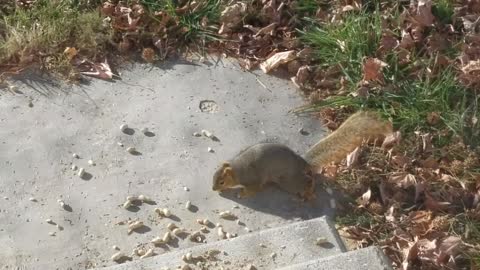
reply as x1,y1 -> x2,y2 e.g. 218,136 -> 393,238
303,111 -> 393,169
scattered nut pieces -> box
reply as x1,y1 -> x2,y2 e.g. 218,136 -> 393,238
316,237 -> 328,245
219,211 -> 237,220
123,200 -> 132,209
163,231 -> 172,243
57,199 -> 65,207
202,219 -> 211,226
126,147 -> 137,154
189,231 -> 205,242
200,226 -> 209,233
207,147 -> 214,153
140,248 -> 154,259
245,227 -> 252,232
48,232 -> 56,236
140,127 -> 149,134
127,221 -> 144,234
112,245 -> 120,250
111,251 -> 126,262
182,252 -> 193,262
246,264 -> 257,270
155,208 -> 171,217
259,243 -> 267,248
216,223 -> 222,228
167,223 -> 178,231
87,160 -> 95,166
117,142 -> 124,147
71,165 -> 77,171
270,252 -> 277,259
151,236 -> 165,245
77,168 -> 85,178
217,227 -> 226,239
138,194 -> 153,203
185,201 -> 192,210
193,132 -> 202,137
56,224 -> 64,231
29,197 -> 37,202
72,153 -> 79,158
46,219 -> 54,224
120,124 -> 129,132
183,186 -> 190,191
172,228 -> 187,237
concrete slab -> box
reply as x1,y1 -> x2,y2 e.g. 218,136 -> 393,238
279,246 -> 393,270
94,216 -> 346,270
0,57 -> 337,269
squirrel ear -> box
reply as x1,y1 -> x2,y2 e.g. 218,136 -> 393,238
222,162 -> 230,168
222,166 -> 232,176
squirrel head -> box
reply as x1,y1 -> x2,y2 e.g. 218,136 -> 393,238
212,162 -> 236,191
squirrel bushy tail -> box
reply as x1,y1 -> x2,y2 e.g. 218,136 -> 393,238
303,111 -> 393,169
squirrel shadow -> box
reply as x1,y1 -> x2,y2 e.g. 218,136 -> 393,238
219,177 -> 344,220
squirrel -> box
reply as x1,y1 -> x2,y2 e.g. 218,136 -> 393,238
212,110 -> 393,200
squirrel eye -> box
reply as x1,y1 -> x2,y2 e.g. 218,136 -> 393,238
220,181 -> 225,185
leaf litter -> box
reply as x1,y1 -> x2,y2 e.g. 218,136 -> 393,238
1,1 -> 480,269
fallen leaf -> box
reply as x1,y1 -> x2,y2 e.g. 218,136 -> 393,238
392,155 -> 410,167
362,58 -> 388,82
402,239 -> 419,270
421,157 -> 439,169
346,147 -> 361,168
79,58 -> 114,80
426,112 -> 441,125
359,188 -> 372,206
413,0 -> 435,27
461,60 -> 480,73
63,47 -> 78,61
390,172 -> 417,188
254,22 -> 277,37
259,50 -> 296,73
424,192 -> 451,212
382,131 -> 402,148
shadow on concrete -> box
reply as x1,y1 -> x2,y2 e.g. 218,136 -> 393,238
219,178 -> 339,220
80,172 -> 93,181
12,69 -> 66,97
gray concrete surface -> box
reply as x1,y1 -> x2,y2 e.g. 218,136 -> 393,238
0,57 -> 337,269
94,216 -> 346,270
279,246 -> 394,270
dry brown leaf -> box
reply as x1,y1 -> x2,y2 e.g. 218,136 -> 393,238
322,164 -> 338,178
80,59 -> 114,80
420,157 -> 439,169
399,30 -> 415,50
413,0 -> 435,27
359,188 -> 372,206
420,133 -> 433,153
63,47 -> 78,61
392,155 -> 410,168
382,131 -> 401,148
461,59 -> 480,73
346,147 -> 361,168
424,192 -> 451,212
437,236 -> 462,266
402,239 -> 419,270
390,172 -> 417,189
426,112 -> 441,125
254,23 -> 277,37
218,2 -> 247,34
362,58 -> 388,82
260,51 -> 296,73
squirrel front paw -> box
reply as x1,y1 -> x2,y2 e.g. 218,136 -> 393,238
237,188 -> 254,199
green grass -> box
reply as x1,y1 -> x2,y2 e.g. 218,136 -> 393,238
141,0 -> 222,45
0,0 -> 109,70
432,0 -> 455,25
295,7 -> 480,147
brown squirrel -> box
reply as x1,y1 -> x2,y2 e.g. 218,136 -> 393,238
212,111 -> 393,200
